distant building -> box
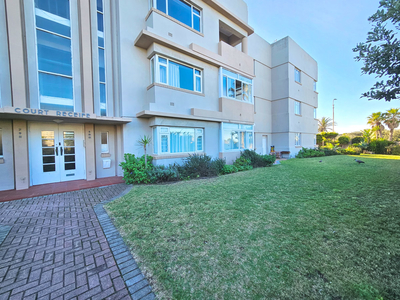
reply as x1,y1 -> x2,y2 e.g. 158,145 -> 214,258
0,0 -> 318,191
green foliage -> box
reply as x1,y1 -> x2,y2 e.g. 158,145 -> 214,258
210,158 -> 226,175
316,134 -> 323,146
352,136 -> 364,144
120,154 -> 153,184
353,0 -> 400,101
368,139 -> 393,154
338,135 -> 350,146
137,135 -> 152,169
240,150 -> 276,168
146,165 -> 180,183
296,147 -> 325,158
320,132 -> 339,140
221,164 -> 239,175
320,147 -> 341,156
318,117 -> 334,132
179,154 -> 219,179
340,146 -> 362,155
386,144 -> 400,155
233,157 -> 253,171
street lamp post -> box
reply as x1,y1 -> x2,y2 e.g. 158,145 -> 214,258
333,98 -> 337,132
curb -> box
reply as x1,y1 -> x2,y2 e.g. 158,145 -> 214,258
94,186 -> 156,300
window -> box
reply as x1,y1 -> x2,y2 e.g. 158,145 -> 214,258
96,0 -> 107,116
295,101 -> 301,115
314,108 -> 317,119
295,68 -> 301,83
34,0 -> 74,111
314,135 -> 317,146
150,55 -> 202,93
221,69 -> 253,103
222,123 -> 254,151
153,127 -> 204,154
314,81 -> 317,92
101,132 -> 109,153
0,129 -> 3,157
295,133 -> 301,147
151,0 -> 201,32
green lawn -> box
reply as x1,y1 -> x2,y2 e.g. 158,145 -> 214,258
107,155 -> 400,300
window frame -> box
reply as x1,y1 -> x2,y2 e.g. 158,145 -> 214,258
100,132 -> 109,154
221,123 -> 254,152
151,0 -> 202,33
24,0 -> 82,111
295,68 -> 301,83
220,68 -> 254,104
150,54 -> 203,93
295,101 -> 301,115
295,133 -> 301,147
314,108 -> 317,119
153,126 -> 204,155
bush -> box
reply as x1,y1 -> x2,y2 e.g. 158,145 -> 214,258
386,145 -> 400,155
368,139 -> 393,154
233,157 -> 253,171
320,147 -> 341,156
240,150 -> 276,167
338,136 -> 350,146
221,165 -> 239,175
296,147 -> 325,158
179,154 -> 218,179
210,158 -> 226,175
352,137 -> 364,144
340,146 -> 362,155
120,154 -> 153,184
146,165 -> 180,183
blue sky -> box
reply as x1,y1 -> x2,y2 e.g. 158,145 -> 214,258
244,0 -> 398,133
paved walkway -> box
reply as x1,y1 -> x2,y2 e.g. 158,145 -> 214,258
0,184 -> 153,300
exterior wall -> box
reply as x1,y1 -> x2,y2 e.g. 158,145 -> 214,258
0,120 -> 14,191
95,125 -> 117,178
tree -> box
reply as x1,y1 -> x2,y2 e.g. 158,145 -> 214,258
361,129 -> 374,143
338,135 -> 350,147
318,117 -> 334,132
383,108 -> 400,140
367,112 -> 385,138
353,0 -> 400,101
137,135 -> 152,169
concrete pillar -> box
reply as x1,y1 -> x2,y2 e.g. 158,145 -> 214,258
13,120 -> 29,190
85,124 -> 96,181
79,0 -> 94,114
5,0 -> 27,107
116,125 -> 124,177
242,36 -> 248,54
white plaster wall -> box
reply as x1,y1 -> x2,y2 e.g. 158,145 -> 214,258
288,64 -> 318,108
271,65 -> 289,100
217,0 -> 248,23
0,120 -> 15,191
248,33 -> 272,67
289,99 -> 318,134
271,99 -> 289,133
95,125 -> 117,178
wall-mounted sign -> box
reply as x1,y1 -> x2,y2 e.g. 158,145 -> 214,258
12,108 -> 91,119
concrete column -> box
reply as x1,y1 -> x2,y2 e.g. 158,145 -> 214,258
5,0 -> 27,108
13,120 -> 29,190
85,124 -> 96,181
79,0 -> 94,114
242,36 -> 248,54
116,125 -> 124,177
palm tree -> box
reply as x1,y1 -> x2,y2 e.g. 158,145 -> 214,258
367,112 -> 385,139
138,135 -> 152,169
361,129 -> 374,143
318,117 -> 334,132
383,108 -> 400,141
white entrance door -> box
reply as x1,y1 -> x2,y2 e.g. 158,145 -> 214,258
30,123 -> 86,186
262,135 -> 268,155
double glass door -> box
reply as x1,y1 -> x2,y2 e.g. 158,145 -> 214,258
30,123 -> 86,185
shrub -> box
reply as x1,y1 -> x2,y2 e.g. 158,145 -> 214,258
341,146 -> 362,155
352,137 -> 364,144
386,145 -> 400,155
233,157 -> 253,171
210,158 -> 226,175
296,147 -> 325,158
368,139 -> 393,154
221,165 -> 239,175
338,135 -> 350,146
240,150 -> 276,167
120,154 -> 153,184
179,154 -> 218,179
320,147 -> 340,156
146,165 -> 180,183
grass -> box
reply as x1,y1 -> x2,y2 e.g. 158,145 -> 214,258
107,155 -> 400,299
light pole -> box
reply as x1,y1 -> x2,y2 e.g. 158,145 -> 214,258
333,98 -> 337,132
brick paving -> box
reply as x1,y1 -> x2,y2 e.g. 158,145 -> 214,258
0,184 -> 154,300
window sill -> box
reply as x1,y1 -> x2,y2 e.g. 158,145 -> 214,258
153,152 -> 205,160
314,91 -> 319,94
0,157 -> 4,164
295,146 -> 302,148
295,81 -> 302,85
148,83 -> 205,97
146,8 -> 204,37
295,114 -> 302,117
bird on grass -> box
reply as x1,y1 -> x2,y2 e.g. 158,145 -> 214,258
355,159 -> 365,164
319,160 -> 323,163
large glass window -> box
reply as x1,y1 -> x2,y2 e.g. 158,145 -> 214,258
153,127 -> 204,154
295,68 -> 301,83
295,133 -> 301,146
97,0 -> 107,116
151,0 -> 201,32
34,0 -> 74,111
221,69 -> 253,103
150,55 -> 202,93
295,101 -> 301,115
222,123 -> 254,151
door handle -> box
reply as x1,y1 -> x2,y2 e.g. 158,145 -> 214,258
60,147 -> 63,156
56,147 -> 58,156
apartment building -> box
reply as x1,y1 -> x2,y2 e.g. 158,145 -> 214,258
0,0 -> 318,192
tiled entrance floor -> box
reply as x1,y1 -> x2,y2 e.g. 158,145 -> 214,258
0,177 -> 124,203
